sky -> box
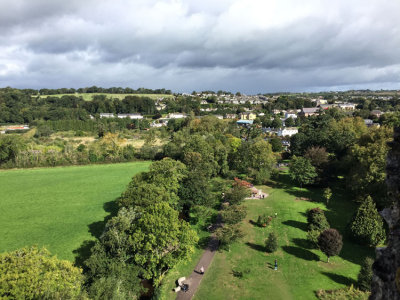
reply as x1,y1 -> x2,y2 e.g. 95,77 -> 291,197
0,0 -> 400,94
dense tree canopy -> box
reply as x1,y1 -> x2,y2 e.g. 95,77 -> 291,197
0,246 -> 85,299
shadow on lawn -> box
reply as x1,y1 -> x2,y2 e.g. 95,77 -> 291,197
282,220 -> 308,232
321,272 -> 356,286
246,242 -> 265,252
282,246 -> 320,261
73,198 -> 120,268
292,238 -> 314,250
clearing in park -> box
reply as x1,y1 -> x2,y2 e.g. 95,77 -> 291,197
0,161 -> 150,261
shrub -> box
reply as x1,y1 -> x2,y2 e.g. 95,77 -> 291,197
349,196 -> 386,246
307,229 -> 321,248
232,267 -> 251,278
357,257 -> 374,291
265,232 -> 278,253
307,207 -> 330,231
257,214 -> 272,227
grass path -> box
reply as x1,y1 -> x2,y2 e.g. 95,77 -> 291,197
193,176 -> 374,299
0,162 -> 150,261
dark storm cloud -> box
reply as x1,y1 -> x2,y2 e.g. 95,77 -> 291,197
0,0 -> 399,92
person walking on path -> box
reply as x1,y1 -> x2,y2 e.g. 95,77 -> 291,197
274,259 -> 278,271
200,266 -> 204,275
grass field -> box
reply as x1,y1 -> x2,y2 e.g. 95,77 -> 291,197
36,93 -> 174,101
190,174 -> 373,300
0,162 -> 150,261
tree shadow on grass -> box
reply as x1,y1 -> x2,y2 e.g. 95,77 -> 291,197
73,240 -> 96,270
282,220 -> 308,232
321,272 -> 356,286
282,246 -> 320,261
73,198 -> 120,268
246,242 -> 265,252
291,238 -> 314,250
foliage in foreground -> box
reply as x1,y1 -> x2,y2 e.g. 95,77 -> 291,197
357,257 -> 374,291
316,285 -> 370,300
0,246 -> 85,299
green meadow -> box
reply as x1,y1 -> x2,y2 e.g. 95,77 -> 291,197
0,162 -> 150,261
36,93 -> 174,101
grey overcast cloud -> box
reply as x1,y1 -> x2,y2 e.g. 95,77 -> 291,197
0,0 -> 399,93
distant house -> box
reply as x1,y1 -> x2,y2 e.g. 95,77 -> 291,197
100,113 -> 115,118
277,127 -> 298,137
237,120 -> 254,126
258,112 -> 265,117
320,104 -> 335,110
239,112 -> 257,120
117,113 -> 143,119
316,99 -> 328,106
284,110 -> 297,119
371,110 -> 383,118
167,113 -> 187,119
339,103 -> 356,110
200,100 -> 208,105
364,119 -> 374,127
299,107 -> 320,117
225,114 -> 237,119
214,115 -> 224,120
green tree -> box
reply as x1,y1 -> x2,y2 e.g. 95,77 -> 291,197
215,224 -> 244,251
265,232 -> 278,253
285,117 -> 295,127
221,205 -> 247,225
224,184 -> 250,205
307,207 -> 330,231
270,138 -> 283,152
0,246 -> 85,299
349,196 -> 386,246
85,243 -> 144,299
357,257 -> 374,291
271,116 -> 283,129
323,187 -> 332,205
318,228 -> 343,262
0,134 -> 22,165
99,204 -> 198,284
237,139 -> 276,173
289,156 -> 317,188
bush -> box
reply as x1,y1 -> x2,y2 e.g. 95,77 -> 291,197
257,214 -> 272,227
349,196 -> 386,246
232,267 -> 251,278
357,257 -> 374,291
307,207 -> 330,231
307,229 -> 321,248
316,285 -> 370,300
265,232 -> 278,253
224,184 -> 250,205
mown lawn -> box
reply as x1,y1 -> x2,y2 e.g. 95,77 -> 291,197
0,161 -> 150,261
193,174 -> 374,300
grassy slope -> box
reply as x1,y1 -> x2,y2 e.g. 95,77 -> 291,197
194,175 -> 374,300
0,162 -> 150,261
37,93 -> 174,101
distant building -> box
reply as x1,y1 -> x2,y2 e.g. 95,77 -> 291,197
225,114 -> 237,119
167,113 -> 187,119
100,113 -> 115,118
299,107 -> 320,117
339,103 -> 356,110
117,113 -> 143,119
284,110 -> 297,119
371,110 -> 384,118
214,115 -> 224,120
277,127 -> 298,137
239,112 -> 257,120
364,119 -> 374,127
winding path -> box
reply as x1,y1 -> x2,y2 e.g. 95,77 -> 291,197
176,228 -> 220,299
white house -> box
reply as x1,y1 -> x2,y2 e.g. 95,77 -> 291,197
277,127 -> 298,137
284,110 -> 297,119
100,113 -> 115,118
339,103 -> 356,110
167,113 -> 187,119
117,113 -> 143,119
